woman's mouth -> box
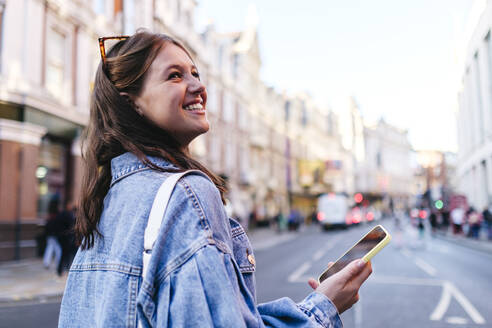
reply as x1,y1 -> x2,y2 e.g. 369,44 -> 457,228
183,103 -> 206,113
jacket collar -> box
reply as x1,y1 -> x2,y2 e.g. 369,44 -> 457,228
110,152 -> 177,187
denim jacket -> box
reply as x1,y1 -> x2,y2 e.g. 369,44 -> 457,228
59,152 -> 342,328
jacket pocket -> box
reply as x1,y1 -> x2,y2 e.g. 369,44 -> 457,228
229,218 -> 257,299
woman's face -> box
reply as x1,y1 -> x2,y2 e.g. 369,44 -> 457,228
133,42 -> 209,148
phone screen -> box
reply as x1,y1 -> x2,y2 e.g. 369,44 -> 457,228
319,225 -> 387,282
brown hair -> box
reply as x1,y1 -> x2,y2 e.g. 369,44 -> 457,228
77,31 -> 225,249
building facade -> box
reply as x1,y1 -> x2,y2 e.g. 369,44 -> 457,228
457,0 -> 492,211
357,119 -> 413,209
0,0 -> 402,260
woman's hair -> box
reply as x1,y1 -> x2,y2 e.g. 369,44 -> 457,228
77,31 -> 226,249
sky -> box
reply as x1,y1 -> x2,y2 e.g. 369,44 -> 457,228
195,0 -> 478,152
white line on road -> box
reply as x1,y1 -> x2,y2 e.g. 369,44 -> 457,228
400,249 -> 412,258
446,317 -> 468,325
369,275 -> 443,286
288,236 -> 342,283
414,258 -> 437,276
399,249 -> 438,277
430,282 -> 452,321
430,281 -> 485,324
371,276 -> 485,325
287,261 -> 312,283
313,249 -> 325,261
446,282 -> 485,324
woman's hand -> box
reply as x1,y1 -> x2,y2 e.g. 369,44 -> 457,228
307,259 -> 372,314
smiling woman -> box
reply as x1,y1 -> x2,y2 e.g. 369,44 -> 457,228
58,31 -> 372,328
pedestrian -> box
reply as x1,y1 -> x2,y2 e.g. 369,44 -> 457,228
429,210 -> 438,235
483,205 -> 492,240
417,218 -> 425,239
42,196 -> 61,271
467,208 -> 481,239
55,202 -> 77,276
441,208 -> 450,231
451,206 -> 465,235
59,31 -> 372,327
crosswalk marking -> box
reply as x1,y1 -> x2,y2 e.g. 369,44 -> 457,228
287,262 -> 312,283
414,258 -> 437,276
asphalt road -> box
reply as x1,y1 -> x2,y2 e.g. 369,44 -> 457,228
255,219 -> 492,328
1,218 -> 491,328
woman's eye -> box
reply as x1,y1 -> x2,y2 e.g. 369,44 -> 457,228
168,72 -> 182,80
192,71 -> 200,80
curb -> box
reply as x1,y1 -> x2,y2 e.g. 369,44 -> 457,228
433,232 -> 492,254
0,292 -> 63,306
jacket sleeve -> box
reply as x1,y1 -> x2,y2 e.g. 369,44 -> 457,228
149,243 -> 342,328
258,293 -> 343,328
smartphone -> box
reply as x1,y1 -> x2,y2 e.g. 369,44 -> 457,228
318,225 -> 391,283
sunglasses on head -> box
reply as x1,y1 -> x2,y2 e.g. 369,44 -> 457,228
98,35 -> 130,71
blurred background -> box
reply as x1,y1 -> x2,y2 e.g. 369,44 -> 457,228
0,0 -> 492,327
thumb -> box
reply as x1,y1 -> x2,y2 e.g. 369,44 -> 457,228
339,259 -> 367,281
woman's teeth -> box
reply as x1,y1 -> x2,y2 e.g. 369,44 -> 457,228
183,103 -> 204,111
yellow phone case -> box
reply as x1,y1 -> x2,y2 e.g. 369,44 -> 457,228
361,225 -> 391,263
318,224 -> 391,283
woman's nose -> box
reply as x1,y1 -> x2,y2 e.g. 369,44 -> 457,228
188,77 -> 205,94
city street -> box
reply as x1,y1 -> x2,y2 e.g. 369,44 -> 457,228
255,219 -> 492,328
2,218 -> 491,327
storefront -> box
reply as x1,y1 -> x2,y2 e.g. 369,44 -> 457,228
0,102 -> 83,261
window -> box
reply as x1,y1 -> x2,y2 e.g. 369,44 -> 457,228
473,52 -> 484,143
207,82 -> 217,113
210,134 -> 220,167
223,93 -> 234,122
232,54 -> 239,79
123,0 -> 135,34
46,28 -> 66,99
284,100 -> 291,121
93,0 -> 105,15
0,1 -> 6,73
217,44 -> 224,69
238,104 -> 248,129
301,101 -> 308,126
225,140 -> 236,172
176,0 -> 181,21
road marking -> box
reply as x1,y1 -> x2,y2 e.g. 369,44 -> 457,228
369,275 -> 443,286
400,249 -> 412,258
371,276 -> 485,325
354,301 -> 363,328
313,249 -> 325,261
287,235 -> 341,283
430,282 -> 452,321
287,261 -> 312,283
446,282 -> 485,324
414,258 -> 437,276
446,317 -> 468,325
400,249 -> 438,277
429,281 -> 485,324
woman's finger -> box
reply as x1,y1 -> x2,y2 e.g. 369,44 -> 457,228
307,278 -> 319,290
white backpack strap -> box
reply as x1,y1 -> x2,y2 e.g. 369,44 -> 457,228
142,170 -> 207,281
138,169 -> 208,328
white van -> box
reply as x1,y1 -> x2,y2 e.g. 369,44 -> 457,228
317,193 -> 350,229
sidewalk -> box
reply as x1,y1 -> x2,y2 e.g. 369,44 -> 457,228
247,226 -> 300,251
0,226 -> 299,305
0,259 -> 67,304
433,229 -> 492,254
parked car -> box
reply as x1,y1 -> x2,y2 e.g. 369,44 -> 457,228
317,193 -> 351,230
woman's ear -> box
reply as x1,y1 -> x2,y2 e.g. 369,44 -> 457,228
119,92 -> 143,116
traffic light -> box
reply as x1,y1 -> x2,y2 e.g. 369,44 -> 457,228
434,200 -> 443,210
354,193 -> 363,203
